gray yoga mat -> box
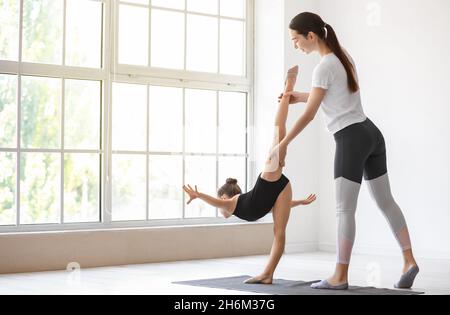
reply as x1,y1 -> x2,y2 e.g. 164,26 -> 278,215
174,275 -> 424,295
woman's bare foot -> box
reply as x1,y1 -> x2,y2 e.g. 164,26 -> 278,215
243,274 -> 273,285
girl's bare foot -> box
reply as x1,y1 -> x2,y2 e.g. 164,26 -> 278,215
243,274 -> 273,285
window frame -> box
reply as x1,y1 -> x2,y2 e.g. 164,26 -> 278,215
0,0 -> 257,233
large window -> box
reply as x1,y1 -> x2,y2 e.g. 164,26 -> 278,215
0,0 -> 253,232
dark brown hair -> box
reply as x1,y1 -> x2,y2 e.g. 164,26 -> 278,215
217,178 -> 242,198
289,12 -> 359,93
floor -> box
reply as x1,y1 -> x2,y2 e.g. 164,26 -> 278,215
0,252 -> 448,295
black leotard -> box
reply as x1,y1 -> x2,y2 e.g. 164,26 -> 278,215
233,174 -> 290,221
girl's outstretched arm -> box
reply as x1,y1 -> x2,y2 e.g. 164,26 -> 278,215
183,185 -> 235,215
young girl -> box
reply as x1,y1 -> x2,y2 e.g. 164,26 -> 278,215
183,66 -> 316,285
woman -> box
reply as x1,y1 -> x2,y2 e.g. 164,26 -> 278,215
183,66 -> 316,285
271,12 -> 419,290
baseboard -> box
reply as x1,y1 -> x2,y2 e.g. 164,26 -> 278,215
318,242 -> 335,253
319,242 -> 450,261
285,241 -> 318,254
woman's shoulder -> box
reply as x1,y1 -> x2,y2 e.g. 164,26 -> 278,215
313,59 -> 334,83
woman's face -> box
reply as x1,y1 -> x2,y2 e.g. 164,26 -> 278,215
290,29 -> 315,54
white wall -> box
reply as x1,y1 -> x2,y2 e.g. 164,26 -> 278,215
315,0 -> 450,259
255,0 -> 450,260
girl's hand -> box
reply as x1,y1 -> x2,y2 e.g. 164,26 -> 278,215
278,91 -> 303,104
183,185 -> 200,204
300,194 -> 317,205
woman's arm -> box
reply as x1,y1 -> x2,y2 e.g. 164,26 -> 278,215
283,87 -> 325,145
278,92 -> 310,104
269,87 -> 326,165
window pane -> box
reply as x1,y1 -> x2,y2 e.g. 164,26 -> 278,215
64,153 -> 100,223
152,0 -> 184,10
218,156 -> 246,192
0,152 -> 16,225
112,83 -> 147,151
66,0 -> 102,68
151,9 -> 184,70
185,89 -> 216,153
185,156 -> 216,218
23,0 -> 63,64
220,19 -> 245,76
149,155 -> 182,219
220,0 -> 245,19
187,0 -> 218,15
20,152 -> 60,224
21,76 -> 61,149
149,86 -> 182,152
65,79 -> 101,150
0,0 -> 19,61
186,14 -> 218,73
0,74 -> 17,148
218,91 -> 246,154
112,154 -> 146,221
118,4 -> 148,66
122,0 -> 148,5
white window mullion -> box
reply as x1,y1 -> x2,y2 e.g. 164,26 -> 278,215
247,0 -> 254,186
148,1 -> 152,68
146,85 -> 150,221
15,0 -> 25,227
103,0 -> 114,224
60,79 -> 65,224
18,0 -> 23,64
217,1 -> 221,75
246,0 -> 253,81
183,0 -> 187,71
103,78 -> 112,224
16,76 -> 22,227
100,0 -> 116,224
215,91 -> 219,217
63,0 -> 67,67
113,0 -> 119,76
182,87 -> 186,219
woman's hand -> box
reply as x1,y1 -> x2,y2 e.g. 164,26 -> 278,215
299,194 -> 317,205
183,184 -> 200,204
278,91 -> 304,104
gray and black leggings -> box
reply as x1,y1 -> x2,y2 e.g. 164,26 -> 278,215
334,118 -> 412,264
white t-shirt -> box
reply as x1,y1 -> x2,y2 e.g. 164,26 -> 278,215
312,49 -> 366,134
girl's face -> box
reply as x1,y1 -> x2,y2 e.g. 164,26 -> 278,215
289,29 -> 316,54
